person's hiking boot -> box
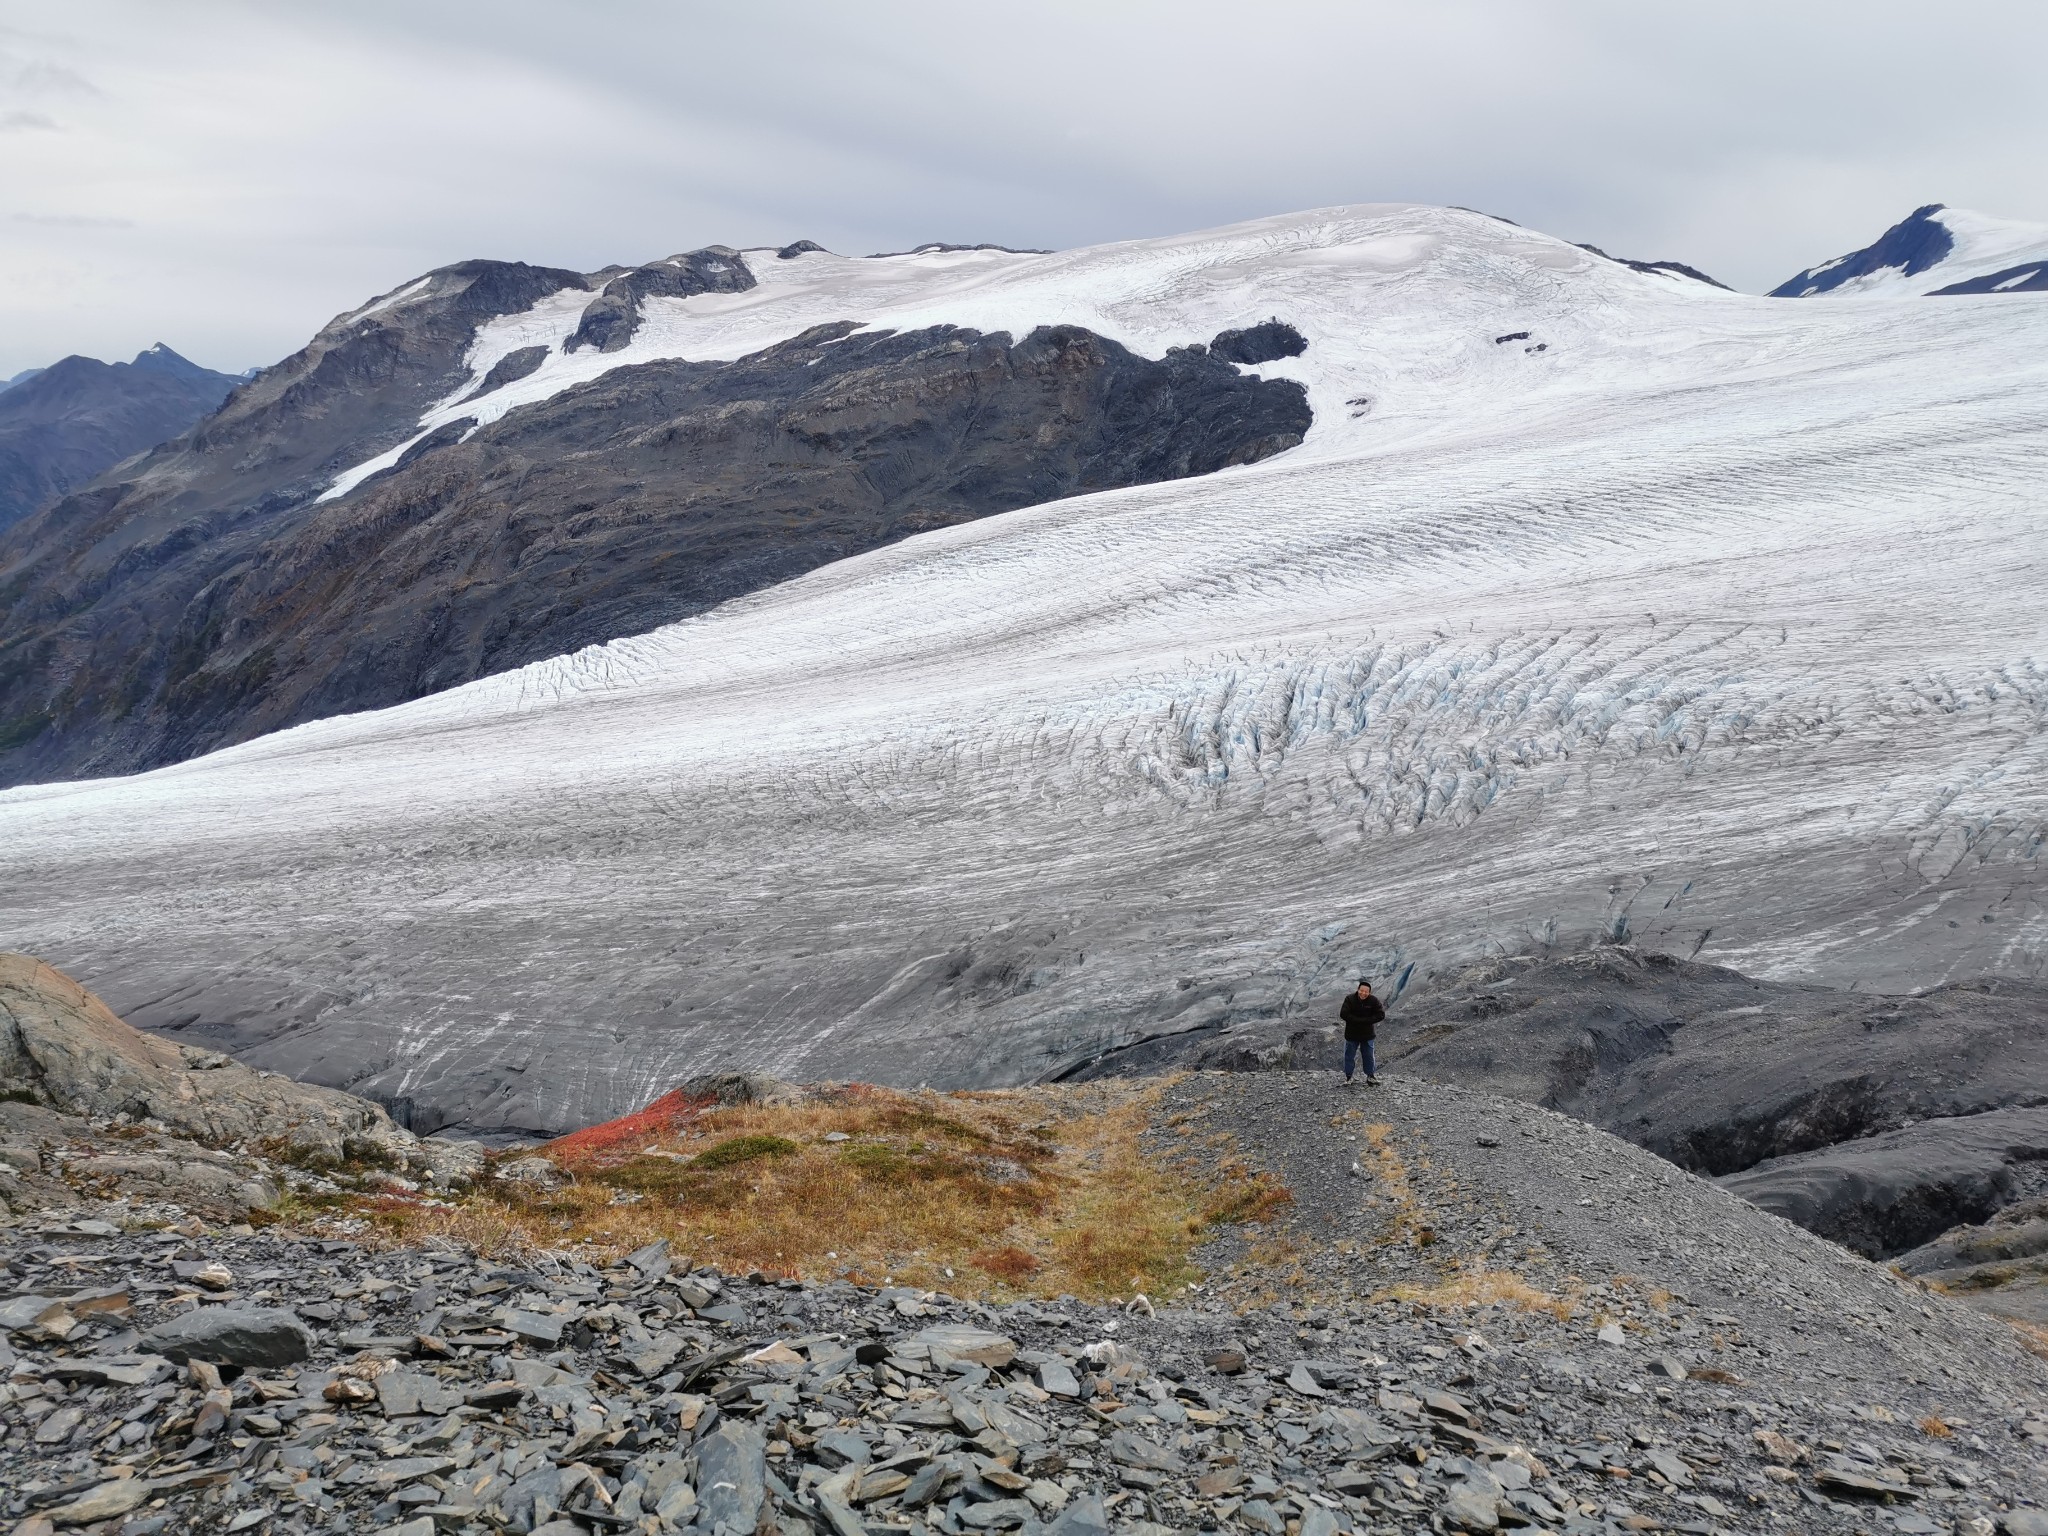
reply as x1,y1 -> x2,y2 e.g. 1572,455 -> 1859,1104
1367,1075 -> 1380,1086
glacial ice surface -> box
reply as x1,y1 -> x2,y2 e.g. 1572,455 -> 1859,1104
4,204 -> 2046,1135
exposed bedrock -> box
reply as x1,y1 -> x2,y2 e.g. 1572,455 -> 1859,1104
1770,203 -> 1955,297
0,319 -> 1306,786
0,953 -> 482,1188
563,246 -> 756,353
1895,1194 -> 2048,1325
1207,320 -> 1308,365
1721,1106 -> 2048,1259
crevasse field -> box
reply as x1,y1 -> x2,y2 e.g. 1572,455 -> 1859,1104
5,205 -> 2046,1135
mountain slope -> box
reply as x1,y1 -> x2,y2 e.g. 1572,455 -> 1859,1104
2,202 -> 2045,1137
1771,203 -> 2048,297
0,248 -> 1309,784
0,345 -> 239,533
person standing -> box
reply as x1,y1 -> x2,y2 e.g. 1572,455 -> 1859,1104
1339,978 -> 1385,1086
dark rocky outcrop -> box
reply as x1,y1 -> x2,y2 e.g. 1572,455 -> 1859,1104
1208,320 -> 1309,365
1896,1195 -> 2048,1324
1574,245 -> 1731,291
1931,260 -> 2048,295
459,343 -> 550,401
0,315 -> 1308,786
562,248 -> 756,353
1722,1106 -> 2048,1259
866,241 -> 1053,258
0,345 -> 239,533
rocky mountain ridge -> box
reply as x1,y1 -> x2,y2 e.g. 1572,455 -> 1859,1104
1771,204 -> 2048,298
4,954 -> 2048,1532
0,242 -> 1307,787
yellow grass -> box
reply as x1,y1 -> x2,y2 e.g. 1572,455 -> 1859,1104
2010,1318 -> 2048,1361
1375,1263 -> 1581,1319
344,1080 -> 1280,1302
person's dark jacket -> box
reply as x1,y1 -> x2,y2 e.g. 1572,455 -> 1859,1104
1340,992 -> 1386,1043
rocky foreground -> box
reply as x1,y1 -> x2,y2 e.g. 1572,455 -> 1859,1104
4,1076 -> 2047,1536
7,955 -> 2048,1535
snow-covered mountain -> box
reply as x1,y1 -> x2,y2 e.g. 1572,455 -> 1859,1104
1771,204 -> 2048,297
4,202 -> 2046,1136
0,257 -> 1307,785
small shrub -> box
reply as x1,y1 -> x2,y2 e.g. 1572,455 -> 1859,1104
973,1246 -> 1041,1281
692,1134 -> 799,1171
1919,1415 -> 1952,1439
599,1157 -> 700,1199
878,1107 -> 991,1145
1202,1171 -> 1294,1226
841,1144 -> 913,1179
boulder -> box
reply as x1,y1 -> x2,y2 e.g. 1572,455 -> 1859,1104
45,1476 -> 153,1526
495,1155 -> 568,1191
907,1323 -> 1017,1369
141,1306 -> 315,1368
691,1420 -> 768,1536
0,954 -> 483,1183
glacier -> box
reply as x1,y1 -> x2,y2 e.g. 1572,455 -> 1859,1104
3,203 -> 2046,1136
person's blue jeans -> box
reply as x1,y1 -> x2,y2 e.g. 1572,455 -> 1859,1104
1344,1038 -> 1376,1080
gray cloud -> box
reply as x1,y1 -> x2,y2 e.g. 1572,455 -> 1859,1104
8,212 -> 133,226
1,0 -> 2044,376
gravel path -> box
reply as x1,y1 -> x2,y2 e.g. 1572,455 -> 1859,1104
1158,1070 -> 2048,1526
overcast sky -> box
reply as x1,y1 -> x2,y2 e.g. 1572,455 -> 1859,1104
3,0 -> 2045,376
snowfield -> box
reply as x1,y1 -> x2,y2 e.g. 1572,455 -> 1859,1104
5,204 -> 2047,1135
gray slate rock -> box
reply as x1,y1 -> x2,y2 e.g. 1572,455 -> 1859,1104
1104,1428 -> 1178,1473
1044,1493 -> 1109,1536
694,1418 -> 769,1536
141,1305 -> 314,1367
376,1368 -> 464,1416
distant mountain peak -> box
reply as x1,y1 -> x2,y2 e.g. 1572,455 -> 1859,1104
0,345 -> 241,533
128,342 -> 217,381
1772,203 -> 2048,298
